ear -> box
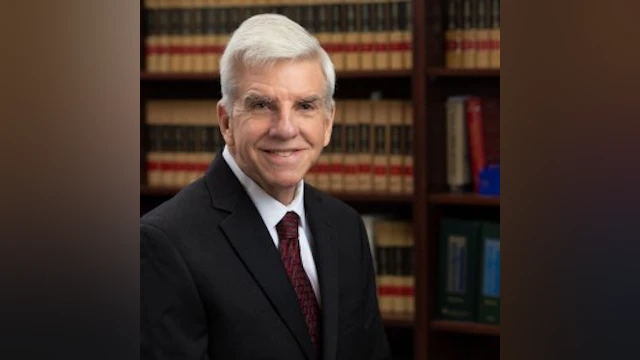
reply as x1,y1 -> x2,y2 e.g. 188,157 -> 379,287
217,100 -> 234,147
323,101 -> 335,147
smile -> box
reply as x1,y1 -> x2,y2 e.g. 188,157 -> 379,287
265,150 -> 298,157
262,149 -> 304,163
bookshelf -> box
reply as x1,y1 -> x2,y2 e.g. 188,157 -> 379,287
418,1 -> 501,360
429,193 -> 500,206
427,67 -> 500,77
140,1 -> 500,360
430,320 -> 500,337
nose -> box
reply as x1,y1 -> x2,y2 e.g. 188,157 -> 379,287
269,106 -> 298,139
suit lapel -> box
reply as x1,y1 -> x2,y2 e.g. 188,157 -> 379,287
207,154 -> 316,360
305,187 -> 339,360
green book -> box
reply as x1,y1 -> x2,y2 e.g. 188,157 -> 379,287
477,222 -> 500,324
437,218 -> 481,321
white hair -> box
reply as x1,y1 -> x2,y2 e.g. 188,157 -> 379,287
219,13 -> 336,112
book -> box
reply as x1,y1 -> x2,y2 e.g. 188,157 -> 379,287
477,222 -> 500,324
437,218 -> 481,321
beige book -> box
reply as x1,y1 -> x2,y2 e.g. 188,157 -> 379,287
388,100 -> 404,194
342,100 -> 360,192
359,3 -> 375,71
156,0 -> 171,72
372,100 -> 389,193
489,0 -> 500,68
329,100 -> 345,192
401,0 -> 413,69
389,1 -> 403,70
344,3 -> 359,71
390,221 -> 405,314
357,100 -> 373,192
403,101 -> 414,194
146,101 -> 163,187
145,0 -> 160,72
191,0 -> 207,72
445,0 -> 463,68
461,0 -> 477,68
375,219 -> 394,315
475,0 -> 491,68
329,2 -> 345,71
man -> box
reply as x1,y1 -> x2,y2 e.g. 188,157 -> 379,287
141,13 -> 391,360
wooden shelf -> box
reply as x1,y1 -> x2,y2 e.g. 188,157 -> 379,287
429,193 -> 500,206
141,186 -> 413,203
382,313 -> 414,328
430,320 -> 499,336
427,68 -> 500,77
141,70 -> 412,81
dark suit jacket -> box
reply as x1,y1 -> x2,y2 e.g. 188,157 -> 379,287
141,153 -> 391,360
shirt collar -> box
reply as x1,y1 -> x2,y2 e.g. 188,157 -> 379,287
222,145 -> 306,230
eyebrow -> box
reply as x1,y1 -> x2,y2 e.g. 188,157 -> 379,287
242,93 -> 324,106
244,94 -> 273,104
298,95 -> 323,104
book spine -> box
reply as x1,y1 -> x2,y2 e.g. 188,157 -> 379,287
461,0 -> 476,68
446,96 -> 471,192
475,0 -> 491,68
358,100 -> 373,192
360,3 -> 375,71
489,0 -> 500,68
477,222 -> 500,324
402,101 -> 414,194
372,100 -> 389,193
465,97 -> 486,192
437,218 -> 480,321
388,100 -> 404,194
389,1 -> 403,70
343,100 -> 360,192
330,100 -> 345,192
373,1 -> 390,70
344,3 -> 360,70
445,0 -> 463,68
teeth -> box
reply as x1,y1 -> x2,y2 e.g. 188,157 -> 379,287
270,150 -> 294,157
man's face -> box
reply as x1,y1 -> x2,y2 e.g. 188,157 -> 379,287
218,58 -> 334,204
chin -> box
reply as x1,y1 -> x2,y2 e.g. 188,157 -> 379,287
268,173 -> 304,188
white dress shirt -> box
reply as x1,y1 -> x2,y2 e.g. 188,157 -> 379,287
222,146 -> 321,304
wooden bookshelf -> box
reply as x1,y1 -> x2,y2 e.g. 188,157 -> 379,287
426,68 -> 500,77
382,313 -> 415,328
430,320 -> 499,337
428,193 -> 500,206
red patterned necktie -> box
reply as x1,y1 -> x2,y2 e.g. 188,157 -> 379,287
276,211 -> 321,351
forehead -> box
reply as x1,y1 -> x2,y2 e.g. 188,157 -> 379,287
236,58 -> 326,99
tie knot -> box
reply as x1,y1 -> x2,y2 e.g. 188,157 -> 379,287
276,211 -> 299,241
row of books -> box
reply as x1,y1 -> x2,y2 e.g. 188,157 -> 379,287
362,216 -> 414,317
437,218 -> 500,324
445,0 -> 500,69
305,99 -> 413,194
446,95 -> 499,193
144,0 -> 413,73
145,99 -> 414,194
145,100 -> 222,187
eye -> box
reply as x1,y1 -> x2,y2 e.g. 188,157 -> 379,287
251,100 -> 269,109
297,101 -> 316,111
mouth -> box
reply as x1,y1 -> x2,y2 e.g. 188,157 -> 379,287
263,149 -> 301,157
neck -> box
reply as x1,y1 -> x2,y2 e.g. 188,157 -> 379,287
266,187 -> 296,206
